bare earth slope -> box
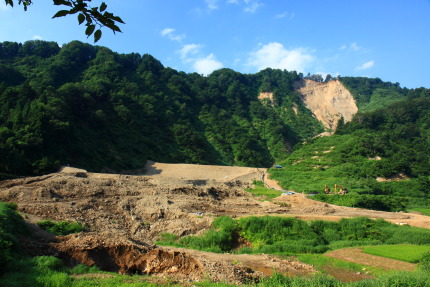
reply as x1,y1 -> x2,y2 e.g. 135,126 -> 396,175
295,79 -> 358,131
1,162 -> 429,284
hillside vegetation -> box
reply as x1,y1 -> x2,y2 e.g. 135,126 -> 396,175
2,40 -> 429,181
270,97 -> 430,212
0,40 -> 325,178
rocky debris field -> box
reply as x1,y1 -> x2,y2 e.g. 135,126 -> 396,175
1,162 -> 429,284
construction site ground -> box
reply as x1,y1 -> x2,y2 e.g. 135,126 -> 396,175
1,161 -> 429,284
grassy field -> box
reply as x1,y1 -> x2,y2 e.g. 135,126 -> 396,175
297,254 -> 384,275
246,181 -> 283,199
409,208 -> 430,216
362,245 -> 430,263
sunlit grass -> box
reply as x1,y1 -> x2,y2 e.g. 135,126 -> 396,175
297,253 -> 384,276
409,208 -> 430,216
246,181 -> 283,199
362,244 -> 430,263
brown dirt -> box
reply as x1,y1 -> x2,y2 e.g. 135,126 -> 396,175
1,162 -> 429,284
325,247 -> 416,271
320,266 -> 373,283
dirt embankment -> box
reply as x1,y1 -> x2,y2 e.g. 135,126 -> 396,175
295,79 -> 358,131
1,162 -> 429,284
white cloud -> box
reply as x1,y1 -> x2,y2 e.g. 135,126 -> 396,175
247,42 -> 314,73
350,42 -> 361,51
276,11 -> 295,19
193,53 -> 223,75
160,28 -> 185,42
244,0 -> 263,13
205,0 -> 219,10
177,43 -> 223,75
355,60 -> 375,70
179,44 -> 202,60
32,35 -> 42,40
227,0 -> 262,13
340,43 -> 362,52
161,28 -> 174,36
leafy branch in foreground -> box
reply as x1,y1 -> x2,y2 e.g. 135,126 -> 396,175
4,0 -> 124,42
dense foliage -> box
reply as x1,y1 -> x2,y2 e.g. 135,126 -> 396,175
0,40 -> 325,177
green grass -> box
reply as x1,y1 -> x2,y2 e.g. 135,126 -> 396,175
409,208 -> 430,216
298,253 -> 384,275
362,245 -> 430,263
246,181 -> 283,199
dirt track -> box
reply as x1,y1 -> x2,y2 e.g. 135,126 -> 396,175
1,162 -> 429,284
325,247 -> 416,271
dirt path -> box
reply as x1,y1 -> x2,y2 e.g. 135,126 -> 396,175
144,160 -> 264,184
263,172 -> 284,190
271,193 -> 430,229
324,247 -> 416,271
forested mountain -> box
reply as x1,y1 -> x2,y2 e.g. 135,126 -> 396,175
0,40 -> 324,177
1,40 -> 429,182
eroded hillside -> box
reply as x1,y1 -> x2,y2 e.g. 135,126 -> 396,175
295,79 -> 358,131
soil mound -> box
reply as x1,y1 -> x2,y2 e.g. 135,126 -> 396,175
55,233 -> 204,281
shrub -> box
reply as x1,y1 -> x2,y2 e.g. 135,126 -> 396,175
37,219 -> 85,235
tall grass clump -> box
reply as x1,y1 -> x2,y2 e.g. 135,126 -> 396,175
238,216 -> 327,254
174,216 -> 239,253
156,215 -> 430,255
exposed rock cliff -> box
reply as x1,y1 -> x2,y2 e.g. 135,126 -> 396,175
295,79 -> 358,131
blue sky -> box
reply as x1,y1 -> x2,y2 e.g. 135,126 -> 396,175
1,0 -> 429,88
